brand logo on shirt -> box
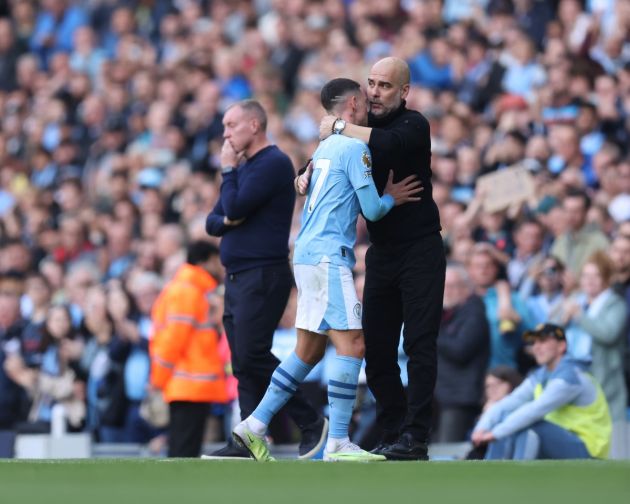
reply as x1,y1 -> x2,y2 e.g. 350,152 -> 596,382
353,303 -> 362,319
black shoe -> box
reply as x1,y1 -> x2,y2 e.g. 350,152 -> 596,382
201,441 -> 253,460
381,433 -> 429,461
298,417 -> 329,459
370,441 -> 391,456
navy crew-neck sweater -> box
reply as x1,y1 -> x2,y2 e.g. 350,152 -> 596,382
206,145 -> 295,274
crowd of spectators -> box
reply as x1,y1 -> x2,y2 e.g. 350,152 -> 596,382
1,0 -> 630,452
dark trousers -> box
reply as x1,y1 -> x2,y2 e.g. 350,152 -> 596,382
434,405 -> 480,443
363,233 -> 446,442
168,401 -> 210,457
223,263 -> 318,428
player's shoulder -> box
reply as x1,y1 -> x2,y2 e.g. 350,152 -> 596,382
319,135 -> 368,159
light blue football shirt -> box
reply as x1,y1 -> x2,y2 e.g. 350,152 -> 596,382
294,135 -> 383,269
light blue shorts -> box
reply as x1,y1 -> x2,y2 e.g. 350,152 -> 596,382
294,262 -> 362,334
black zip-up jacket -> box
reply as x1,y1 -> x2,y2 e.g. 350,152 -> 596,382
366,102 -> 441,245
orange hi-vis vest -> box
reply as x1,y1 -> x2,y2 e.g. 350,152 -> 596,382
150,264 -> 228,404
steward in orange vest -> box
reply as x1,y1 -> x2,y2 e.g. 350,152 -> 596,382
150,241 -> 228,457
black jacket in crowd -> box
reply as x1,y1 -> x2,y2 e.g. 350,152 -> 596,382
435,294 -> 490,409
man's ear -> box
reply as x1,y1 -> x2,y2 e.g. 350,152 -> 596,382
249,117 -> 259,134
350,94 -> 359,113
401,83 -> 410,101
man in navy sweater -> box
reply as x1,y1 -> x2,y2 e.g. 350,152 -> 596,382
206,100 -> 327,459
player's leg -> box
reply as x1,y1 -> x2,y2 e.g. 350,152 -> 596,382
321,265 -> 385,462
233,263 -> 329,461
233,329 -> 326,461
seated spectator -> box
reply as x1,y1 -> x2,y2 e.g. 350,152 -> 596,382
434,262 -> 490,443
466,365 -> 523,460
472,323 -> 611,460
482,366 -> 524,414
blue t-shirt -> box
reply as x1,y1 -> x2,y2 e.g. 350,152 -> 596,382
294,135 -> 378,269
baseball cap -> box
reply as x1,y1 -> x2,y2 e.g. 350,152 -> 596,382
523,323 -> 566,343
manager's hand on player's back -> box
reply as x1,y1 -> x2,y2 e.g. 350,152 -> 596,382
384,171 -> 423,206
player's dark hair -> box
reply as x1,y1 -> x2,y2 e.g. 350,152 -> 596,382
320,78 -> 361,113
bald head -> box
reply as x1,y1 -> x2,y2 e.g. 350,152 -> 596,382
367,57 -> 411,118
371,57 -> 410,87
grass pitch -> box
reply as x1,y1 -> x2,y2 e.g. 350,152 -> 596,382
1,459 -> 628,504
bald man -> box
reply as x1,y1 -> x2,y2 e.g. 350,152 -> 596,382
312,57 -> 445,460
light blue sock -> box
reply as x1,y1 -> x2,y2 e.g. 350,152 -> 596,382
327,355 -> 361,439
251,352 -> 313,426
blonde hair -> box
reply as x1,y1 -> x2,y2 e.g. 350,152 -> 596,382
583,250 -> 615,286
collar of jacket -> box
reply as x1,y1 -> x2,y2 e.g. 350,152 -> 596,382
368,100 -> 407,128
173,263 -> 218,292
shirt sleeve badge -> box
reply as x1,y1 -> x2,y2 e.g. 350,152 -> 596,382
362,151 -> 372,178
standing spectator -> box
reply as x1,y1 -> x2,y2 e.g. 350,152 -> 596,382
0,19 -> 23,92
77,284 -> 117,440
467,243 -> 533,371
434,263 -> 490,442
507,219 -> 545,293
206,100 -> 327,459
524,256 -> 567,326
0,272 -> 28,429
20,273 -> 54,370
29,0 -> 87,69
472,324 -> 611,460
315,57 -> 446,460
550,188 -> 609,281
150,241 -> 228,457
608,233 -> 630,405
557,251 -> 628,421
7,303 -> 85,432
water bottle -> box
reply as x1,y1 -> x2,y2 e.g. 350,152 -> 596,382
51,404 -> 66,438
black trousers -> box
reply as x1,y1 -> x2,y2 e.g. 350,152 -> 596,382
223,262 -> 318,428
363,233 -> 446,442
168,401 -> 210,457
